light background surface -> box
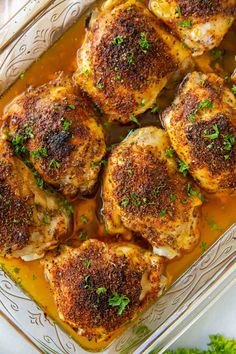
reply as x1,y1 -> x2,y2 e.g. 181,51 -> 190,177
0,1 -> 235,353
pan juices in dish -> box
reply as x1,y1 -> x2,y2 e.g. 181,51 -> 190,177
149,0 -> 236,56
73,0 -> 193,123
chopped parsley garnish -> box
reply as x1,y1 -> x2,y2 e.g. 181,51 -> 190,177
178,18 -> 191,29
59,199 -> 73,216
189,99 -> 214,123
68,104 -> 75,110
206,218 -> 221,231
127,169 -> 133,176
138,32 -> 150,53
121,197 -> 130,207
114,74 -> 121,81
36,176 -> 44,189
152,187 -> 161,197
79,230 -> 88,241
24,126 -> 34,139
232,85 -> 236,95
20,71 -> 25,80
112,35 -> 124,46
32,274 -> 37,280
223,134 -> 235,151
30,147 -> 47,160
129,115 -> 140,126
11,134 -> 27,155
127,51 -> 135,65
169,194 -> 177,202
49,159 -> 61,169
84,259 -> 91,268
166,147 -> 174,157
203,124 -> 219,140
100,158 -> 107,166
42,214 -> 50,225
210,47 -> 223,61
13,267 -> 20,274
80,68 -> 90,75
165,334 -> 236,353
177,159 -> 189,176
151,105 -> 160,113
96,83 -> 104,89
200,241 -> 208,253
187,183 -> 198,197
175,6 -> 182,17
141,98 -> 146,107
159,208 -> 167,217
62,118 -> 71,131
108,292 -> 130,315
80,214 -> 89,224
96,287 -> 107,295
83,275 -> 92,290
198,99 -> 214,110
131,193 -> 141,206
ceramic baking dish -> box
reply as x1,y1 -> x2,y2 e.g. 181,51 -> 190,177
0,1 -> 235,353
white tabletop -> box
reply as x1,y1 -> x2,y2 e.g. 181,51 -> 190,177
0,1 -> 235,353
0,281 -> 236,353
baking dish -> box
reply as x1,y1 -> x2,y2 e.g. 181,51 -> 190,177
0,1 -> 235,353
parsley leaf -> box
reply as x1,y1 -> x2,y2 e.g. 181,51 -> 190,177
108,292 -> 130,315
96,287 -> 107,295
129,114 -> 140,126
203,124 -> 219,140
177,159 -> 189,176
138,32 -> 150,53
175,6 -> 182,17
112,35 -> 123,46
178,18 -> 192,28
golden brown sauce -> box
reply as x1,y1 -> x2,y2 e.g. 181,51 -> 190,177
0,1 -> 235,351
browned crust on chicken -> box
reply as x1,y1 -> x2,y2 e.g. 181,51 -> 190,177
0,140 -> 71,258
74,0 -> 192,123
103,127 -> 202,258
44,240 -> 164,338
2,73 -> 106,198
92,5 -> 178,104
187,114 -> 236,181
112,144 -> 187,220
163,71 -> 236,193
179,0 -> 221,18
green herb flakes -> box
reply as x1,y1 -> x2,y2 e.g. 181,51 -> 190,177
108,292 -> 130,315
138,32 -> 150,53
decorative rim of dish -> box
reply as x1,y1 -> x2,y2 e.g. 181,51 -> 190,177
0,1 -> 235,353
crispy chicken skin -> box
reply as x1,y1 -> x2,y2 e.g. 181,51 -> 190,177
2,73 -> 106,199
163,72 -> 236,193
0,139 -> 71,261
150,0 -> 236,56
44,239 -> 166,339
73,0 -> 193,123
102,127 -> 202,259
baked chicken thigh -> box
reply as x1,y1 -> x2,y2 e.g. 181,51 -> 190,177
74,0 -> 192,123
2,73 -> 106,199
44,239 -> 165,339
102,127 -> 202,259
150,0 -> 236,56
0,139 -> 71,260
163,71 -> 236,193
